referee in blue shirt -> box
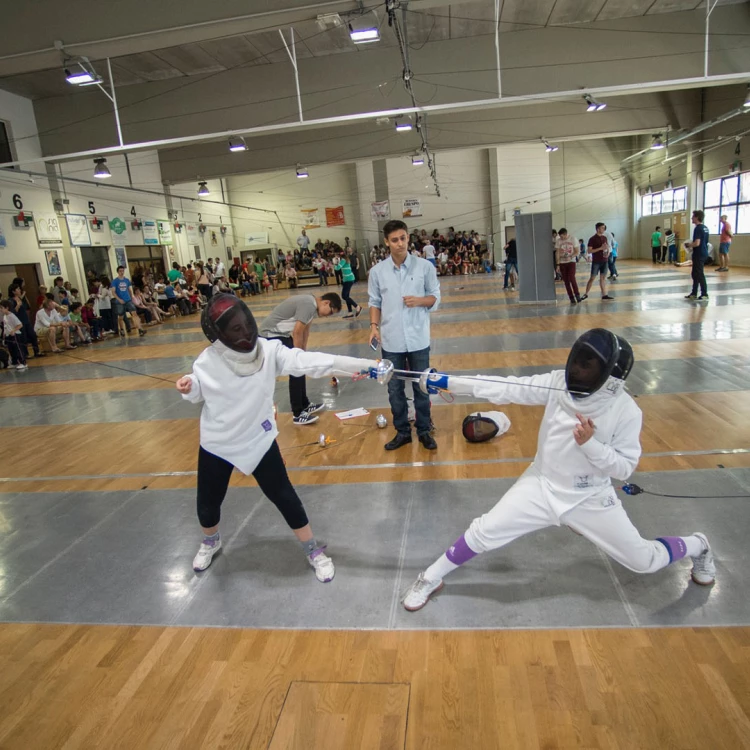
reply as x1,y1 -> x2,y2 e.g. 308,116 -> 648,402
368,220 -> 441,451
685,210 -> 709,301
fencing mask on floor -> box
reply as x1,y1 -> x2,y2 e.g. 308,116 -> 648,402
565,328 -> 634,399
462,411 -> 511,443
201,293 -> 258,353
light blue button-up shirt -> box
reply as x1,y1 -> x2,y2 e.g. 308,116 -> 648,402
368,253 -> 440,353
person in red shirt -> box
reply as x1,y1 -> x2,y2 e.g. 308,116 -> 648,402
580,223 -> 614,301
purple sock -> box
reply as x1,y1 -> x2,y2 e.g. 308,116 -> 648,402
656,536 -> 688,563
445,534 -> 478,566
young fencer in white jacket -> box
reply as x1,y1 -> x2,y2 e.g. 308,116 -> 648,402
402,328 -> 715,612
176,294 -> 378,582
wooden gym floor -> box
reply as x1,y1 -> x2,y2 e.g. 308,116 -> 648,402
1,260 -> 749,749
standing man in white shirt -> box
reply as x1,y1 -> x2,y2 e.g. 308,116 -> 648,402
297,229 -> 310,251
368,220 -> 441,451
214,257 -> 226,280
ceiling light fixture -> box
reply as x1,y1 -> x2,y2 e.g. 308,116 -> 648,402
64,58 -> 101,86
296,164 -> 309,179
743,85 -> 750,108
583,94 -> 606,112
542,138 -> 559,152
197,181 -> 209,197
651,134 -> 665,150
412,153 -> 424,166
228,136 -> 247,152
349,10 -> 381,43
93,157 -> 111,179
395,118 -> 412,132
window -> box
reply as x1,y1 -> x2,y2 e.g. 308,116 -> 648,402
703,171 -> 750,234
641,186 -> 686,217
0,121 -> 15,169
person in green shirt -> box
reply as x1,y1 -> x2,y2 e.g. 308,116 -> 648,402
253,258 -> 265,279
651,226 -> 663,265
167,262 -> 183,283
68,302 -> 91,343
340,254 -> 362,318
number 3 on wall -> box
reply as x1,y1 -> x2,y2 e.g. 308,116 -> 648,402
12,194 -> 23,210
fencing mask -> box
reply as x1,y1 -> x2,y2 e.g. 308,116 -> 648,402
462,411 -> 511,443
565,328 -> 634,398
201,294 -> 258,353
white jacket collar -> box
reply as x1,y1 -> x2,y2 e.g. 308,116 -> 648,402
556,376 -> 627,418
213,339 -> 265,377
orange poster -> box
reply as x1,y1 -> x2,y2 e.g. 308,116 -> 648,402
325,206 -> 345,227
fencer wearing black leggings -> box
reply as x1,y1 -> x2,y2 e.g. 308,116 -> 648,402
197,441 -> 308,530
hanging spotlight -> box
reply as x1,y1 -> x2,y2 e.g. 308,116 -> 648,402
296,164 -> 309,179
348,10 -> 381,43
412,153 -> 424,166
651,134 -> 665,150
665,167 -> 673,190
542,139 -> 559,152
197,181 -> 209,197
395,118 -> 412,132
93,157 -> 111,179
583,94 -> 606,112
743,85 -> 750,108
228,136 -> 247,152
64,58 -> 101,86
646,174 -> 653,194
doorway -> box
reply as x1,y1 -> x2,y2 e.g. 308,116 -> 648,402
126,246 -> 166,282
13,263 -> 43,317
80,246 -> 112,289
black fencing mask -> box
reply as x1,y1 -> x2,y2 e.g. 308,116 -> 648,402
565,328 -> 633,398
201,294 -> 258,353
462,411 -> 511,443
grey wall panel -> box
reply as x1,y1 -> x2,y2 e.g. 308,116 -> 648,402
515,212 -> 556,304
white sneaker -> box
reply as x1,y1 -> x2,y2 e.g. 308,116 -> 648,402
16,364 -> 28,371
193,538 -> 222,571
293,411 -> 319,426
402,573 -> 444,612
690,532 -> 715,585
308,547 -> 335,582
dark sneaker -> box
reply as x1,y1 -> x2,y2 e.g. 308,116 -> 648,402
293,411 -> 320,426
698,295 -> 709,301
385,433 -> 412,451
602,295 -> 614,300
304,402 -> 325,415
685,294 -> 697,300
578,294 -> 588,301
418,432 -> 437,450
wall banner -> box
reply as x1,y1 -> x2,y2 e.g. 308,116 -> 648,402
325,206 -> 345,227
35,214 -> 63,245
142,219 -> 159,245
186,223 -> 200,245
66,214 -> 91,246
402,198 -> 422,218
245,231 -> 269,245
301,208 -> 320,229
157,220 -> 173,245
370,201 -> 390,221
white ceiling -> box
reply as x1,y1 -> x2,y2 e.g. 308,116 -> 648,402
0,0 -> 746,99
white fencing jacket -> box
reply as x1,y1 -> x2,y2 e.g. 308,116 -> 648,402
182,338 -> 375,474
449,370 -> 642,516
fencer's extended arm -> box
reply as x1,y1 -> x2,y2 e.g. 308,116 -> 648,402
445,372 -> 556,406
274,341 -> 376,379
578,407 -> 642,480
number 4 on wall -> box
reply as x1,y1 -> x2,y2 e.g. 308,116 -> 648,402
130,206 -> 137,217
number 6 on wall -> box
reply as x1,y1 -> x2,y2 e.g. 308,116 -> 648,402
12,194 -> 23,210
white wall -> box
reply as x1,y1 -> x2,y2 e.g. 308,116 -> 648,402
0,88 -> 68,286
550,139 -> 632,257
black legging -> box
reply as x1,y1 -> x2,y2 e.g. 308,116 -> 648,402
196,441 -> 308,530
341,281 -> 358,313
652,247 -> 661,263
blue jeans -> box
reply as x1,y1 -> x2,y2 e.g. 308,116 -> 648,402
381,346 -> 432,436
607,255 -> 617,276
503,260 -> 518,288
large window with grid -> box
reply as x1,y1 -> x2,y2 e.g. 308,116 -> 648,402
703,172 -> 750,235
641,186 -> 686,217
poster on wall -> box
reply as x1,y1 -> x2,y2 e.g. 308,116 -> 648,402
66,214 -> 91,246
186,223 -> 200,245
157,220 -> 173,245
245,231 -> 269,245
115,247 -> 127,270
35,214 -> 63,245
45,250 -> 62,276
301,208 -> 320,229
370,201 -> 390,221
142,219 -> 159,245
402,198 -> 422,218
325,206 -> 345,227
0,221 -> 6,248
109,216 -> 143,246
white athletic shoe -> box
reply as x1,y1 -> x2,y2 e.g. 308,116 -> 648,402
193,539 -> 222,571
690,532 -> 715,585
15,364 -> 28,371
308,547 -> 335,582
402,573 -> 444,612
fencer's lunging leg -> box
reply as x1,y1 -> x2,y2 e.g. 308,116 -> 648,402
403,468 -> 558,611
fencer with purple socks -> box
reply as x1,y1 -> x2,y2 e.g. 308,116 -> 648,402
446,534 -> 479,566
656,536 -> 688,563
